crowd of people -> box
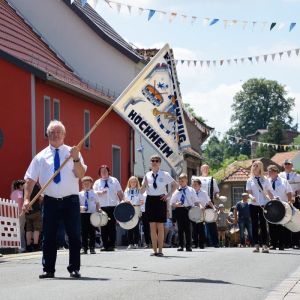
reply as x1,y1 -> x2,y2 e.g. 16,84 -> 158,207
8,120 -> 299,279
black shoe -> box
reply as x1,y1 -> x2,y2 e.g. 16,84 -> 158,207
39,272 -> 54,279
81,249 -> 88,254
107,247 -> 115,251
70,270 -> 81,278
100,248 -> 108,252
199,245 -> 204,249
186,248 -> 192,252
269,245 -> 276,250
278,246 -> 284,251
90,249 -> 96,254
177,247 -> 184,251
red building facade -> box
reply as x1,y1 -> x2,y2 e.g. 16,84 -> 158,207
0,0 -> 132,197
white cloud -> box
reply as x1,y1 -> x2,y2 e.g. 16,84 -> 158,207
184,82 -> 242,134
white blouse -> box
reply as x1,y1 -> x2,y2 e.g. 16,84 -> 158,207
143,170 -> 174,196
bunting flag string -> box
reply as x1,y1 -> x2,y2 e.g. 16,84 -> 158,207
78,0 -> 299,32
172,47 -> 300,68
223,134 -> 300,151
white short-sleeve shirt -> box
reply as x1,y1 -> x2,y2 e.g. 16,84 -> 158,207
143,170 -> 174,196
79,189 -> 100,213
194,189 -> 211,208
191,176 -> 220,200
269,176 -> 293,202
279,171 -> 300,195
24,144 -> 86,198
93,176 -> 122,207
170,186 -> 198,207
246,176 -> 272,206
124,188 -> 143,206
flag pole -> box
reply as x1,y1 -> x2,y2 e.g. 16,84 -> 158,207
21,103 -> 116,215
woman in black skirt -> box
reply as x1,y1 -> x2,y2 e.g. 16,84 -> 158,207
141,155 -> 177,256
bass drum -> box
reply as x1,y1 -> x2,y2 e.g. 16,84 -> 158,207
263,200 -> 292,225
204,209 -> 218,223
90,210 -> 109,227
284,206 -> 300,232
188,207 -> 204,223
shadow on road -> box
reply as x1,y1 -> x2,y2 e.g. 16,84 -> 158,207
161,278 -> 264,290
52,276 -> 110,281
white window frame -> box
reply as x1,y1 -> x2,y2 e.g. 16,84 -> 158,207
112,145 -> 121,182
232,186 -> 245,206
53,98 -> 60,121
44,96 -> 51,137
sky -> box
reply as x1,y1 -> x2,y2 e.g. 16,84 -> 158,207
90,0 -> 300,136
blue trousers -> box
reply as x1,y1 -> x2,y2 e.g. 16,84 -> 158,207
238,218 -> 253,245
42,195 -> 81,273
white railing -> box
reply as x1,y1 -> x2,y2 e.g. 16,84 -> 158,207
0,198 -> 20,248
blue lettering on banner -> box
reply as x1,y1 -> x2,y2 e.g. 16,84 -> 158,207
164,52 -> 187,144
127,109 -> 173,158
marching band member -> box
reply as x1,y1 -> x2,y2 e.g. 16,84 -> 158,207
191,179 -> 214,249
246,161 -> 273,253
268,165 -> 293,250
124,176 -> 144,249
192,164 -> 220,247
279,159 -> 300,249
79,176 -> 100,254
23,120 -> 86,279
141,155 -> 177,257
171,173 -> 197,251
93,165 -> 123,252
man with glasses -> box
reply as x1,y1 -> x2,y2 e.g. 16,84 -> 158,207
279,159 -> 300,249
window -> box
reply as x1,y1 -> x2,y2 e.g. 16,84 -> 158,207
44,96 -> 51,137
232,186 -> 245,206
53,99 -> 60,120
84,110 -> 90,149
112,146 -> 121,182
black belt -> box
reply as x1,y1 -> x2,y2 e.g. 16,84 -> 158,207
45,195 -> 75,201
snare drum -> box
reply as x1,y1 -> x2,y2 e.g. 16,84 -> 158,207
188,207 -> 204,223
204,209 -> 218,223
114,202 -> 135,223
90,210 -> 109,227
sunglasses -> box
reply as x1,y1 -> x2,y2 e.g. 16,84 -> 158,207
151,159 -> 160,163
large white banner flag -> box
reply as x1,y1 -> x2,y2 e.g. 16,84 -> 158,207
113,44 -> 190,174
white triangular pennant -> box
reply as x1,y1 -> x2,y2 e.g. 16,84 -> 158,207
116,3 -> 121,13
158,11 -> 167,21
138,7 -> 144,15
203,18 -> 210,26
181,15 -> 187,23
242,21 -> 248,30
223,20 -> 228,29
169,12 -> 177,22
278,22 -> 285,30
191,16 -> 197,25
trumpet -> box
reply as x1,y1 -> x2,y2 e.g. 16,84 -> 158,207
152,108 -> 176,120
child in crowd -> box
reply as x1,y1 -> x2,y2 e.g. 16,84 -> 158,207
124,176 -> 144,249
170,173 -> 198,252
217,204 -> 228,247
79,176 -> 100,254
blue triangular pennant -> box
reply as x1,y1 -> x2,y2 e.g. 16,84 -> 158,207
209,18 -> 219,26
270,23 -> 276,31
289,22 -> 296,32
148,9 -> 156,21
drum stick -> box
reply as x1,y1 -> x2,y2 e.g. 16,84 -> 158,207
21,104 -> 116,216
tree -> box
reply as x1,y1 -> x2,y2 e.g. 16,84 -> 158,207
231,78 -> 295,137
184,103 -> 205,123
254,119 -> 289,158
202,136 -> 224,171
228,78 -> 295,157
293,134 -> 300,146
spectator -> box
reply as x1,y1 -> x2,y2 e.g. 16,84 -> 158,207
217,204 -> 228,247
25,183 -> 43,252
234,193 -> 253,247
10,180 -> 26,252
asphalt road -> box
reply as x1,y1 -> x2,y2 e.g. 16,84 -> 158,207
0,247 -> 299,300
